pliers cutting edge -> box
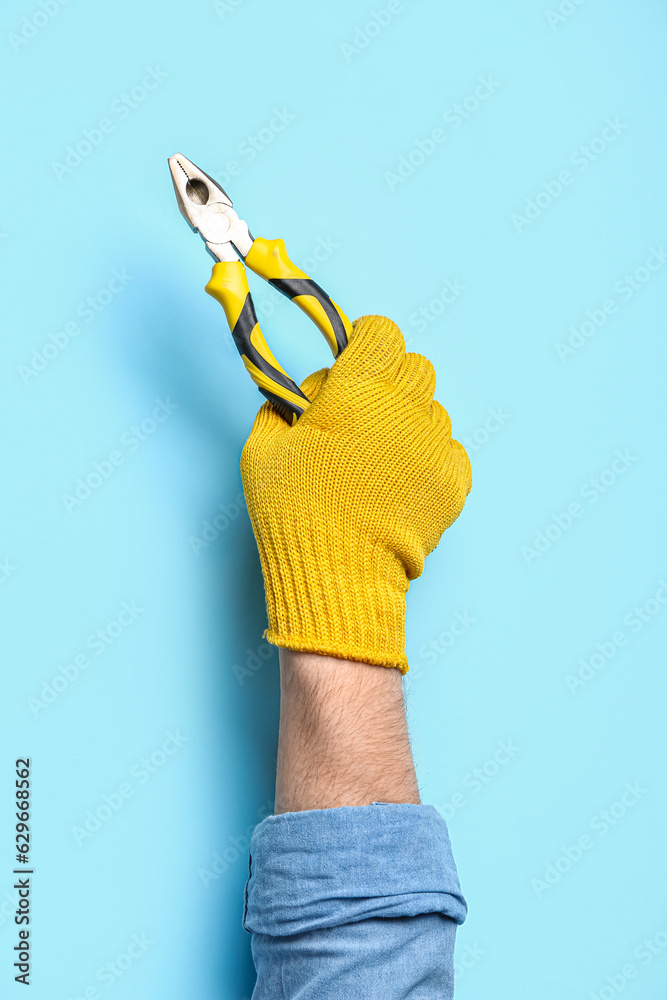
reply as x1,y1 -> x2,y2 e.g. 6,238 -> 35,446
168,154 -> 352,423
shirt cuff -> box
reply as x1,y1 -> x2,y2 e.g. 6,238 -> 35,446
243,801 -> 467,936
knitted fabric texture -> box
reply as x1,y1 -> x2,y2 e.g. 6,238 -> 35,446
240,314 -> 472,673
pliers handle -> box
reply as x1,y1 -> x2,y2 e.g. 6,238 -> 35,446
206,238 -> 351,424
168,154 -> 352,424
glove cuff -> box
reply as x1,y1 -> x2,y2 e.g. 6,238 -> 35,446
255,530 -> 410,673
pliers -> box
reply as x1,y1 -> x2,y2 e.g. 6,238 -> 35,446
168,154 -> 353,424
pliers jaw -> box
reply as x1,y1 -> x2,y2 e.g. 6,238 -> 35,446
168,153 -> 253,263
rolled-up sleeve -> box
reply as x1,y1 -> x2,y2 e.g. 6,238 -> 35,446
243,802 -> 467,999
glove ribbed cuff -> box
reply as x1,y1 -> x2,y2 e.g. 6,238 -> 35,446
256,530 -> 410,673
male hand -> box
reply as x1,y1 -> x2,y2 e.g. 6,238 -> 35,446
240,314 -> 472,673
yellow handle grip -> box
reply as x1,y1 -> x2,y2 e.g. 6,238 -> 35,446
205,261 -> 309,424
244,237 -> 352,357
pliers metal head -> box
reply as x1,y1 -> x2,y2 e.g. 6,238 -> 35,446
168,154 -> 253,263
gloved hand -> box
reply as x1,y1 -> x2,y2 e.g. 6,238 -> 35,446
240,315 -> 472,673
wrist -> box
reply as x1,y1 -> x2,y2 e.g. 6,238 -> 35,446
275,649 -> 420,812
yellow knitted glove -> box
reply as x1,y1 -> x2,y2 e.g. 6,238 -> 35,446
240,314 -> 472,673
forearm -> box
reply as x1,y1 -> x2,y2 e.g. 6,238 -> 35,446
275,649 -> 420,814
241,315 -> 471,998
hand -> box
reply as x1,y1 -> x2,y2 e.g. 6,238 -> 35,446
240,314 -> 472,673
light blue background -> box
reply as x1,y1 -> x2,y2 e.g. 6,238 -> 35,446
1,1 -> 666,997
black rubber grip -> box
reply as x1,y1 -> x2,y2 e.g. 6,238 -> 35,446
231,294 -> 309,413
268,277 -> 349,356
